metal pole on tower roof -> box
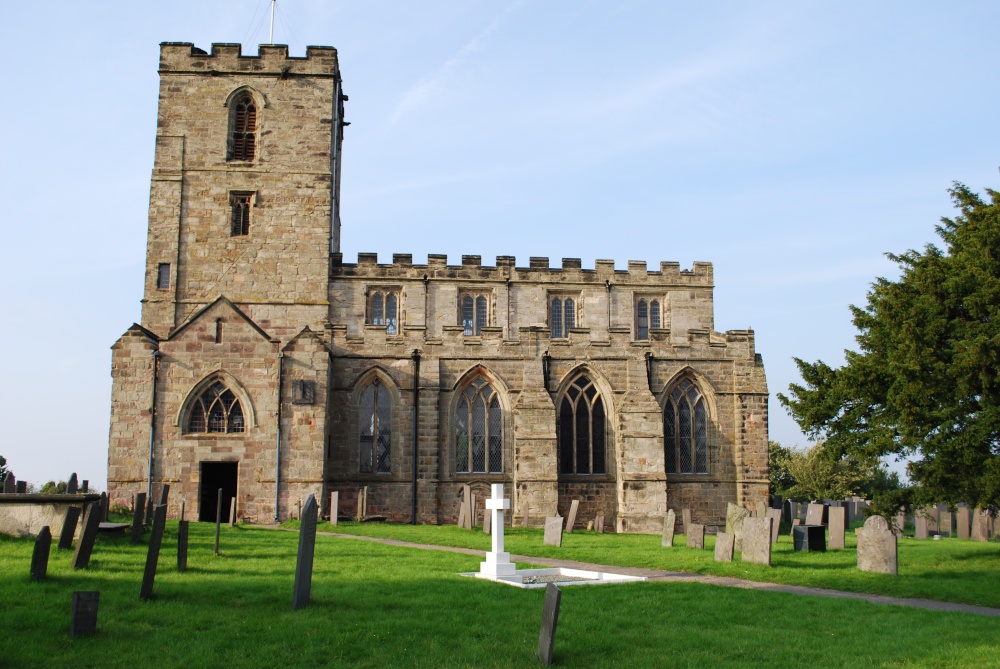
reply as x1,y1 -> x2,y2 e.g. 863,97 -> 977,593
269,0 -> 276,44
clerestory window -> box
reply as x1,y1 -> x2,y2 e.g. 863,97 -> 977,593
186,381 -> 246,434
549,295 -> 577,339
368,289 -> 400,335
664,379 -> 708,474
229,93 -> 257,161
359,378 -> 391,473
455,377 -> 503,474
558,375 -> 607,475
461,293 -> 490,336
636,298 -> 661,340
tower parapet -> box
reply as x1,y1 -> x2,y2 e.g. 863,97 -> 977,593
159,42 -> 340,77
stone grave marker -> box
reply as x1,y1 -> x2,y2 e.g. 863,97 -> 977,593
714,532 -> 734,562
356,486 -> 369,522
893,512 -> 905,534
594,514 -> 604,534
793,525 -> 825,552
70,592 -> 100,637
470,492 -> 477,530
771,495 -> 783,511
741,517 -> 773,566
914,514 -> 928,539
58,506 -> 81,550
939,506 -> 953,537
956,505 -> 970,539
857,515 -> 897,575
479,483 -> 515,577
783,500 -> 795,525
828,506 -> 846,550
177,520 -> 189,572
972,508 -> 990,542
81,480 -> 89,493
145,497 -> 154,526
457,497 -> 467,529
565,499 -> 580,534
790,518 -> 800,536
2,471 -> 14,493
458,485 -> 471,529
483,505 -> 492,534
158,484 -> 170,506
726,502 -> 751,552
766,508 -> 782,544
926,506 -> 939,533
586,520 -> 594,531
130,492 -> 146,544
543,516 -> 564,547
67,473 -> 79,495
537,583 -> 562,666
682,508 -> 692,535
140,504 -> 167,600
180,500 -> 186,522
16,481 -> 26,494
843,500 -> 853,525
755,501 -> 767,518
31,526 -> 52,581
661,509 -> 676,547
291,494 -> 319,611
686,523 -> 705,549
100,492 -> 109,522
72,504 -> 100,569
230,497 -> 237,527
522,500 -> 531,528
805,503 -> 825,526
214,488 -> 223,555
329,491 -> 339,526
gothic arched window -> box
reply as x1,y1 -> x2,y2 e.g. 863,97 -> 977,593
187,381 -> 246,434
558,375 -> 606,475
455,377 -> 502,473
229,93 -> 257,161
664,379 -> 708,474
359,378 -> 391,473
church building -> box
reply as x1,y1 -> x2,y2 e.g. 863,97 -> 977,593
106,42 -> 769,533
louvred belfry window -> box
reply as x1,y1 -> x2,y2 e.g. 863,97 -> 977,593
230,95 -> 257,161
186,382 -> 246,434
230,193 -> 252,236
664,379 -> 708,474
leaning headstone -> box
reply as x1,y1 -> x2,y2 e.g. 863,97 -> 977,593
70,592 -> 100,637
828,506 -> 846,550
58,506 -> 81,550
140,504 -> 168,600
459,485 -> 471,530
956,505 -> 971,539
661,509 -> 677,547
177,520 -> 189,572
71,504 -> 100,569
522,500 -> 531,528
158,484 -> 170,506
31,526 -> 52,581
145,497 -> 154,526
741,517 -> 773,566
682,508 -> 692,535
457,497 -> 467,529
686,523 -> 705,549
594,514 -> 604,534
67,473 -> 79,495
565,499 -> 580,534
329,491 -> 339,526
229,497 -> 237,527
793,525 -> 825,552
130,492 -> 146,544
469,493 -> 477,530
543,516 -> 564,547
805,503 -> 825,526
726,503 -> 751,552
789,518 -> 800,536
857,515 -> 897,575
291,494 -> 319,611
15,481 -> 26,494
714,532 -> 734,562
766,508 -> 782,544
537,583 -> 562,666
2,471 -> 14,493
914,514 -> 928,540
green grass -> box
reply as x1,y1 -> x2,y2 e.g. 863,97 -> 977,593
3,523 -> 999,668
321,520 -> 1000,609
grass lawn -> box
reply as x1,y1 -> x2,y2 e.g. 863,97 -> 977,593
321,520 -> 1000,609
2,522 -> 999,668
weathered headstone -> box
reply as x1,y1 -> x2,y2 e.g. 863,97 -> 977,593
71,504 -> 100,569
15,481 -> 26,494
914,514 -> 928,540
229,496 -> 237,527
766,508 -> 782,544
2,471 -> 14,493
158,484 -> 170,506
714,532 -> 734,562
783,500 -> 794,525
67,473 -> 79,495
81,480 -> 89,493
457,497 -> 467,529
755,500 -> 767,518
843,500 -> 854,525
857,515 -> 897,575
140,504 -> 167,600
741,517 -> 772,566
214,487 -> 223,555
177,520 -> 189,572
828,506 -> 846,550
130,492 -> 147,544
483,505 -> 492,534
70,592 -> 99,637
58,506 -> 81,550
726,503 -> 751,552
789,518 -> 800,536
686,523 -> 705,549
805,503 -> 825,526
893,512 -> 905,534
31,526 -> 52,580
793,525 -> 825,552
682,508 -> 692,535
972,508 -> 991,542
459,485 -> 471,530
661,509 -> 677,547
100,492 -> 109,522
356,486 -> 368,522
926,506 -> 939,533
565,499 -> 580,533
291,494 -> 319,611
956,505 -> 970,539
329,491 -> 339,526
145,497 -> 154,526
543,516 -> 564,547
594,514 -> 605,534
522,500 -> 531,528
537,583 -> 562,666
939,508 -> 953,537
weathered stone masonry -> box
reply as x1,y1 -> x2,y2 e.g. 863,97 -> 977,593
107,42 -> 768,532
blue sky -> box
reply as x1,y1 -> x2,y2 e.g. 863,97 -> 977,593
1,1 -> 998,490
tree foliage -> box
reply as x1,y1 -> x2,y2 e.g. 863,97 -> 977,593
0,454 -> 7,484
779,183 -> 1000,509
39,480 -> 68,495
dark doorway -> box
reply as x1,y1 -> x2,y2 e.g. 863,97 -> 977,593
199,461 -> 238,522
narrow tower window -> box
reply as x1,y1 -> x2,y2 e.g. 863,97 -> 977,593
229,94 -> 257,161
230,192 -> 252,236
156,263 -> 170,290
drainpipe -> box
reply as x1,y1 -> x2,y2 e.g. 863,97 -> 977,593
274,351 -> 283,522
422,275 -> 430,340
605,280 -> 612,330
147,349 -> 161,500
505,276 -> 511,339
411,349 -> 421,524
542,350 -> 550,393
645,351 -> 654,392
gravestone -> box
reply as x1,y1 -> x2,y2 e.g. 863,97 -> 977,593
214,488 -> 223,555
356,486 -> 369,522
2,471 -> 14,493
130,492 -> 146,544
938,506 -> 952,537
70,592 -> 100,637
522,500 -> 531,528
483,505 -> 492,534
857,515 -> 897,575
661,509 -> 676,547
457,498 -> 467,529
594,514 -> 604,534
158,484 -> 170,507
914,514 -> 928,540
755,501 -> 767,518
686,523 -> 705,549
714,532 -> 734,562
67,473 -> 78,495
843,500 -> 854,525
956,505 -> 970,539
177,520 -> 189,572
180,500 -> 186,522
828,506 -> 846,550
81,480 -> 89,493
459,485 -> 471,530
682,508 -> 692,535
100,492 -> 109,522
58,506 -> 81,550
805,503 -> 825,526
537,583 -> 562,666
793,525 -> 825,552
789,518 -> 800,536
140,504 -> 167,600
15,481 -> 26,494
726,503 -> 751,552
230,497 -> 237,527
329,491 -> 339,526
71,504 -> 100,569
771,495 -> 783,511
926,506 -> 939,533
783,500 -> 794,525
470,493 -> 477,530
543,517 -> 564,547
741,517 -> 772,566
31,526 -> 52,581
972,508 -> 990,542
565,499 -> 580,533
893,512 -> 905,534
291,494 -> 319,611
145,497 -> 154,526
766,508 -> 782,544
479,483 -> 515,577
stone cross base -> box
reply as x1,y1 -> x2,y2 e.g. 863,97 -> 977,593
480,552 -> 517,577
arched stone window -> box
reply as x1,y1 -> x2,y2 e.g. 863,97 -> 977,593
228,92 -> 257,161
186,381 -> 246,433
461,293 -> 490,336
455,377 -> 502,473
664,379 -> 708,474
558,375 -> 607,475
359,378 -> 391,473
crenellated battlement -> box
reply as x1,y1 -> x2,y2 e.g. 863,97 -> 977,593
331,253 -> 713,285
159,42 -> 340,77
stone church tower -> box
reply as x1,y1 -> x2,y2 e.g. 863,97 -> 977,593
107,42 -> 769,532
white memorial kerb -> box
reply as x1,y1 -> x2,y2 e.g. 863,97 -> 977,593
479,483 -> 517,578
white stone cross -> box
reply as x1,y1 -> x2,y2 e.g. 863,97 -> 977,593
479,483 -> 516,578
